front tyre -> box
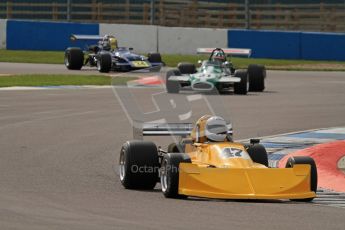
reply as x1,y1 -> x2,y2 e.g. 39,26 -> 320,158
161,153 -> 191,198
65,47 -> 84,70
97,52 -> 112,73
246,144 -> 268,167
119,141 -> 159,190
234,70 -> 248,95
286,156 -> 318,202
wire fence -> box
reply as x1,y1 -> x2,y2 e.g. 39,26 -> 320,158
0,0 -> 344,32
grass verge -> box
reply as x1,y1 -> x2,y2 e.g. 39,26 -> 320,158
1,49 -> 345,71
0,74 -> 137,87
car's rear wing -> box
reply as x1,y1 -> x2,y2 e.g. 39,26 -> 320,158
133,122 -> 233,140
133,123 -> 193,140
70,34 -> 103,41
197,48 -> 252,57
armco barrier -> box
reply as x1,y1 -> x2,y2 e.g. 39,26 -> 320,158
0,19 -> 6,49
228,30 -> 301,59
228,29 -> 345,61
6,20 -> 99,51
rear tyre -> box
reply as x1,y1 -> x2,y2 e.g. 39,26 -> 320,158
286,156 -> 318,202
147,53 -> 162,63
119,141 -> 159,190
178,62 -> 196,74
65,47 -> 84,70
246,144 -> 268,167
160,153 -> 191,198
234,70 -> 248,95
248,64 -> 266,92
97,52 -> 112,73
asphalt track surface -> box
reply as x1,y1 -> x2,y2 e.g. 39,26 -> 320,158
0,62 -> 105,75
1,64 -> 345,229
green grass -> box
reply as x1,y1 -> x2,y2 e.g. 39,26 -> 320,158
0,49 -> 345,71
0,74 -> 137,87
0,50 -> 64,64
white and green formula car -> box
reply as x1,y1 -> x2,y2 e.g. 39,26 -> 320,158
166,48 -> 266,95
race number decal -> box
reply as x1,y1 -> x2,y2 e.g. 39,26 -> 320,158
220,147 -> 250,159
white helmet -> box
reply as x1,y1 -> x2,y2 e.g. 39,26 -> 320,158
205,116 -> 228,142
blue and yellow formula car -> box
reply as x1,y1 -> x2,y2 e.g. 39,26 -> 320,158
119,115 -> 318,201
65,34 -> 163,72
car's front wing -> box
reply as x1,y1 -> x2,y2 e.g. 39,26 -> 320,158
178,163 -> 315,200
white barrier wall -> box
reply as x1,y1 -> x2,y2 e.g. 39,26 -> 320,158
158,26 -> 228,54
100,23 -> 228,55
100,23 -> 158,54
0,19 -> 6,49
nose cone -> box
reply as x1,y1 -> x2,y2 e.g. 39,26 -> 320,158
221,158 -> 255,168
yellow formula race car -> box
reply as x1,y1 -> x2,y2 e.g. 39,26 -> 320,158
119,115 -> 317,201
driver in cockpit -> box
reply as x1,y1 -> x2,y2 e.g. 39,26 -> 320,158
102,35 -> 118,51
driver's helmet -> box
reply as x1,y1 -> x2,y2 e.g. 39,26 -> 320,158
212,50 -> 226,62
192,115 -> 229,143
205,116 -> 228,142
103,35 -> 118,51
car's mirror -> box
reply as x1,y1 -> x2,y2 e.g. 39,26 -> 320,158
129,47 -> 133,51
250,139 -> 260,144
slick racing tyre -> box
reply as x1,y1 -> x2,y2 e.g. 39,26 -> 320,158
248,64 -> 266,92
147,53 -> 162,63
246,144 -> 269,167
166,69 -> 181,81
97,52 -> 112,73
119,141 -> 159,190
65,47 -> 84,70
234,70 -> 248,95
285,156 -> 318,202
177,62 -> 197,74
160,153 -> 191,198
166,79 -> 180,93
166,69 -> 181,94
167,142 -> 185,153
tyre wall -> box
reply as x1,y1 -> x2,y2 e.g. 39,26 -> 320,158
0,19 -> 6,49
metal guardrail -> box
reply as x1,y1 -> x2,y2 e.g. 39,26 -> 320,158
0,0 -> 344,32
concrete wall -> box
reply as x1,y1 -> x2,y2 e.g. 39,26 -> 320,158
100,24 -> 228,54
7,20 -> 99,51
228,29 -> 345,61
228,30 -> 301,59
301,32 -> 345,61
100,23 -> 157,54
0,19 -> 6,49
4,20 -> 345,61
158,26 -> 228,54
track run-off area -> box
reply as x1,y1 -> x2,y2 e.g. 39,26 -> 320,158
0,63 -> 345,230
